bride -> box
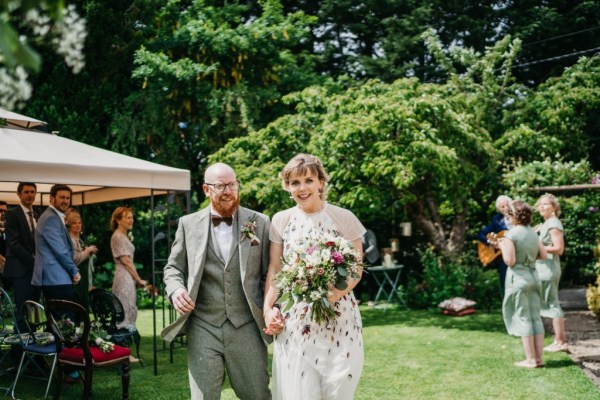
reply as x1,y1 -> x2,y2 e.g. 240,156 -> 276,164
263,154 -> 365,399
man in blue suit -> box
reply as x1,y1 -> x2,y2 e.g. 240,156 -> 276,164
31,184 -> 81,303
4,182 -> 41,332
477,195 -> 512,297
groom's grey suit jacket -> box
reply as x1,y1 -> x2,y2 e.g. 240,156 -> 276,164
161,206 -> 272,344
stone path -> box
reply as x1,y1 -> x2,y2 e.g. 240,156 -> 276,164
550,288 -> 600,388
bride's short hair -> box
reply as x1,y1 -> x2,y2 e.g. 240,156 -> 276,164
280,154 -> 329,200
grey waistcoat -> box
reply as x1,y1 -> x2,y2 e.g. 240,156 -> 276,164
193,226 -> 253,328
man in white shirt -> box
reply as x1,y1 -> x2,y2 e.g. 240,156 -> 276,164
4,182 -> 40,331
31,184 -> 81,302
162,163 -> 272,400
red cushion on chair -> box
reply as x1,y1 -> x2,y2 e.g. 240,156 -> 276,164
59,345 -> 131,366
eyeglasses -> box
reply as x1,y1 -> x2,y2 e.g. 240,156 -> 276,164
205,181 -> 240,192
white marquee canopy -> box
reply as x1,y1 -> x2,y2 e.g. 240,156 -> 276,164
0,127 -> 191,205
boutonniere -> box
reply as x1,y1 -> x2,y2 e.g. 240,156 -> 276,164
241,215 -> 260,247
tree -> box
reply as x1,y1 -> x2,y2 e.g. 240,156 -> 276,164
24,0 -> 155,148
215,31 -> 600,259
211,33 -> 541,257
0,0 -> 87,109
279,0 -> 502,82
500,55 -> 600,170
499,0 -> 600,85
110,0 -> 321,198
278,1 -> 600,86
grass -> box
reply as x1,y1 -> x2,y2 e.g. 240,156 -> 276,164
1,306 -> 598,399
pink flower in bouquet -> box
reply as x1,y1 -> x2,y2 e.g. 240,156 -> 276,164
331,251 -> 344,264
306,245 -> 320,255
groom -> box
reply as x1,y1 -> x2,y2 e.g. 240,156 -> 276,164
162,163 -> 272,400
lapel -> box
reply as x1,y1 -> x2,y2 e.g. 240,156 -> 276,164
224,213 -> 240,267
193,208 -> 211,273
209,221 -> 225,264
187,209 -> 210,302
237,207 -> 252,283
18,207 -> 34,238
51,208 -> 72,251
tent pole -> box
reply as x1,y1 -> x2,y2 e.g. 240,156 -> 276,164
151,190 -> 158,376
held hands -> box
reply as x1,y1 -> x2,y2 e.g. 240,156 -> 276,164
263,307 -> 284,335
171,287 -> 195,315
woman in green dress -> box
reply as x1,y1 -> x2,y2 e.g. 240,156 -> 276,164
497,200 -> 548,368
535,193 -> 567,352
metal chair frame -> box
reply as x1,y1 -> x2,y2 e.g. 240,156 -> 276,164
0,287 -> 17,395
10,300 -> 58,399
89,288 -> 142,366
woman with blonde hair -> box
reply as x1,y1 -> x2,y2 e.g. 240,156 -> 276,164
110,206 -> 146,363
65,208 -> 97,311
264,153 -> 365,399
535,193 -> 567,352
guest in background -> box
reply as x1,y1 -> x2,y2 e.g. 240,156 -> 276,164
0,201 -> 8,278
477,195 -> 512,296
496,200 -> 547,368
31,184 -> 81,303
535,193 -> 568,352
65,208 -> 97,311
31,185 -> 83,384
4,182 -> 41,331
110,206 -> 146,361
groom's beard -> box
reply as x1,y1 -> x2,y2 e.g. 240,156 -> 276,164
212,195 -> 240,217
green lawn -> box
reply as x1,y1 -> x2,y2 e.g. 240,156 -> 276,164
1,306 -> 597,399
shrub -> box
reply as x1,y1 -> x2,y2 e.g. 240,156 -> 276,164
405,246 -> 502,310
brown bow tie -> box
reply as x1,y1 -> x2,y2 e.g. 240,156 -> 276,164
211,215 -> 233,226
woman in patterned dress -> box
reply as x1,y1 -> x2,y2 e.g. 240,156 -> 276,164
110,206 -> 146,362
264,154 -> 365,399
497,200 -> 547,368
534,193 -> 567,352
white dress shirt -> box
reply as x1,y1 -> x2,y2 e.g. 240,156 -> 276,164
210,207 -> 234,262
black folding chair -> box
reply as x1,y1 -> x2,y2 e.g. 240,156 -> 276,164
89,289 -> 142,366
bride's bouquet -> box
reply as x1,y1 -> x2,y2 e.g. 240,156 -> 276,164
275,232 -> 361,324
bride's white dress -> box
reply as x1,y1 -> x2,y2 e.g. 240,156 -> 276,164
270,204 -> 365,399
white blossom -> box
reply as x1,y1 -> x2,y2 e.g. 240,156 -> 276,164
24,8 -> 52,37
53,5 -> 87,74
0,66 -> 32,109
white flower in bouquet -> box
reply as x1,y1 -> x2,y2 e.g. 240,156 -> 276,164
275,232 -> 361,324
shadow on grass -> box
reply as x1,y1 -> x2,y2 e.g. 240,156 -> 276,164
360,305 -> 507,334
544,358 -> 579,369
